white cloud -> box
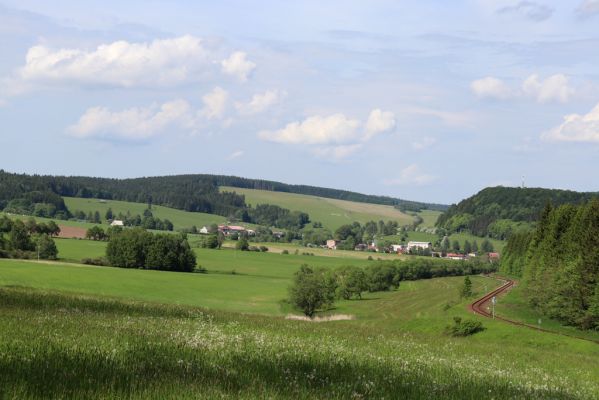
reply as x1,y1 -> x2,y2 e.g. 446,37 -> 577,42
221,51 -> 256,82
311,144 -> 363,160
522,74 -> 574,103
412,137 -> 437,150
67,99 -> 193,140
577,0 -> 599,17
471,73 -> 574,103
226,150 -> 244,160
236,89 -> 285,115
364,109 -> 396,140
497,1 -> 554,22
200,86 -> 228,119
470,77 -> 512,99
383,164 -> 436,186
542,103 -> 599,143
10,35 -> 211,90
259,113 -> 360,145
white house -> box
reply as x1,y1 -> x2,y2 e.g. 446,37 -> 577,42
326,239 -> 339,250
199,226 -> 209,234
391,244 -> 407,253
407,241 -> 432,251
110,220 -> 124,227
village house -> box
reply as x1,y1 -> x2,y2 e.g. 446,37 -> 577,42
446,253 -> 467,260
407,241 -> 432,251
218,225 -> 247,236
354,243 -> 368,251
326,239 -> 339,250
110,220 -> 124,227
391,244 -> 407,253
199,226 -> 209,234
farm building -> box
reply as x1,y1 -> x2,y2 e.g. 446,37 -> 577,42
110,220 -> 124,227
407,241 -> 432,251
199,226 -> 209,234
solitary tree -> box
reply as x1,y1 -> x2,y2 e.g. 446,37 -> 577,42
460,276 -> 473,298
464,240 -> 472,254
105,208 -> 113,221
452,240 -> 461,253
481,239 -> 494,253
289,265 -> 336,317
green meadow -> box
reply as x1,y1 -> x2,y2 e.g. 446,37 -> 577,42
63,197 -> 227,230
1,267 -> 598,399
221,186 -> 414,230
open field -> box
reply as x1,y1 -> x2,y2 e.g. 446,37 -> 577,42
63,197 -> 227,230
414,209 -> 442,228
1,273 -> 599,398
221,186 -> 414,230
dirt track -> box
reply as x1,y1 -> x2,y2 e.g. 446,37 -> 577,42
470,276 -> 599,344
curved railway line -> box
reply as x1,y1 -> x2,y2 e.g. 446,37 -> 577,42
469,276 -> 599,344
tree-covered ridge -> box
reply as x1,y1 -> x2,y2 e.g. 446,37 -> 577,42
0,170 -> 246,217
436,186 -> 599,238
500,201 -> 599,330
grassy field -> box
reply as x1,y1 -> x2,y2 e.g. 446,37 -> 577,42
1,273 -> 599,398
414,209 -> 442,228
221,186 -> 414,230
63,197 -> 227,230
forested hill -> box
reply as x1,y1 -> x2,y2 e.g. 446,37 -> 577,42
436,186 -> 599,238
211,175 -> 448,212
0,171 -> 246,217
0,170 -> 447,215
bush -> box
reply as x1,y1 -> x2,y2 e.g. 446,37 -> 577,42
81,257 -> 108,266
259,245 -> 269,252
445,317 -> 485,337
236,238 -> 249,251
281,249 -> 289,254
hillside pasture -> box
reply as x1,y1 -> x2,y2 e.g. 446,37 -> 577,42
220,186 -> 414,230
63,197 -> 227,230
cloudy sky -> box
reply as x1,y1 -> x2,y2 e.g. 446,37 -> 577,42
1,0 -> 599,204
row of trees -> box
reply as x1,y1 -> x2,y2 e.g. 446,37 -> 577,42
501,201 -> 599,330
289,258 -> 498,316
438,237 -> 494,254
72,208 -> 174,231
0,217 -> 58,259
105,228 -> 196,272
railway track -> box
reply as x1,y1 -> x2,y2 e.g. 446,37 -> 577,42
469,276 -> 599,344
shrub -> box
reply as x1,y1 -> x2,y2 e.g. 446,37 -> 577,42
259,246 -> 269,252
81,257 -> 108,266
445,317 -> 485,337
281,249 -> 289,254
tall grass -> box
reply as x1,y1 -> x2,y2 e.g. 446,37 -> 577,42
1,287 -> 596,399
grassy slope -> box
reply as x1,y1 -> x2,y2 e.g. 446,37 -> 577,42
1,277 -> 598,398
63,197 -> 226,230
221,186 -> 413,230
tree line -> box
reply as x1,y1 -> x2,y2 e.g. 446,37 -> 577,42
289,257 -> 498,317
0,216 -> 59,259
500,200 -> 599,330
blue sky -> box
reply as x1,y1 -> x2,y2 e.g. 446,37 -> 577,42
1,1 -> 599,204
